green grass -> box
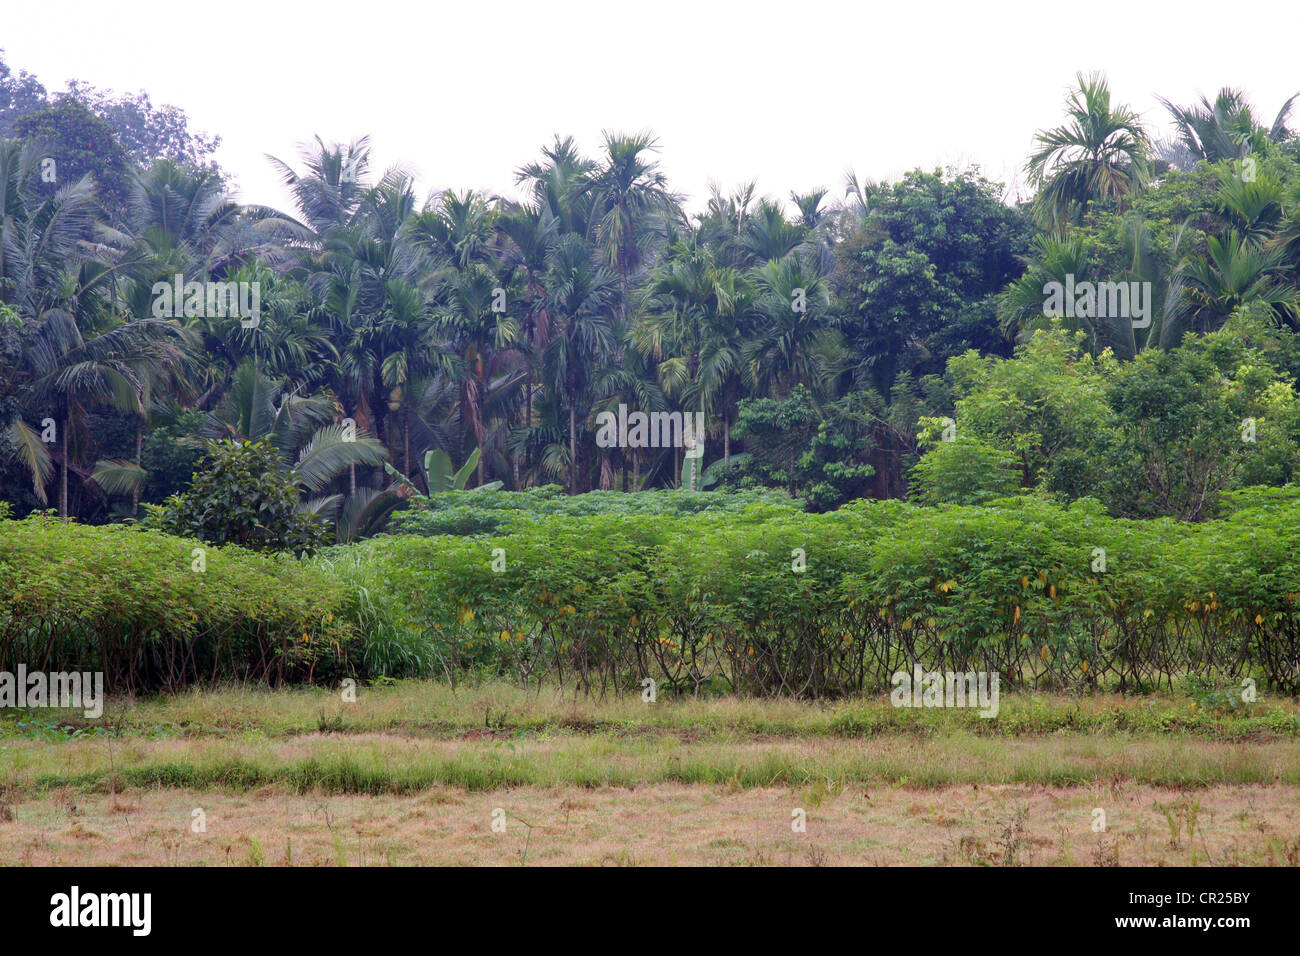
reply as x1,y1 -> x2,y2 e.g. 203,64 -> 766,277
3,679 -> 1297,741
2,680 -> 1299,798
5,733 -> 1297,795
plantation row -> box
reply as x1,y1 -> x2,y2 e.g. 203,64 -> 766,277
4,489 -> 1299,697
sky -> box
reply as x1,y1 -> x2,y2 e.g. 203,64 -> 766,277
4,0 -> 1300,214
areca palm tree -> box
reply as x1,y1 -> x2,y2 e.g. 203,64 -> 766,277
739,199 -> 810,265
431,262 -> 523,485
741,253 -> 837,399
14,310 -> 187,515
577,131 -> 680,299
1,139 -> 192,515
540,233 -> 620,493
634,241 -> 750,462
1027,72 -> 1151,230
514,135 -> 597,238
266,135 -> 372,240
997,221 -> 1191,357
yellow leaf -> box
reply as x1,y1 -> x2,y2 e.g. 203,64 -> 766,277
1013,606 -> 1021,625
1040,645 -> 1049,661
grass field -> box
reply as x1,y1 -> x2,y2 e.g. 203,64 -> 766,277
3,683 -> 1299,866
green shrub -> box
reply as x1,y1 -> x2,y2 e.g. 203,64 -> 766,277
0,515 -> 357,691
387,484 -> 800,537
147,438 -> 330,556
353,490 -> 1300,698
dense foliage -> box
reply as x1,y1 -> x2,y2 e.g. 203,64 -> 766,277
3,54 -> 1300,535
327,490 -> 1300,697
3,56 -> 1300,701
0,508 -> 357,692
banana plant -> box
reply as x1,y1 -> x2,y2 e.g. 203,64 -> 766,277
383,447 -> 502,498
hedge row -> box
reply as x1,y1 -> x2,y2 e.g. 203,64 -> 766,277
0,515 -> 359,692
8,487 -> 1300,699
354,489 -> 1300,697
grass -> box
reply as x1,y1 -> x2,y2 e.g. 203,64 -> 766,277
3,733 -> 1299,795
4,783 -> 1299,866
3,680 -> 1298,865
4,680 -> 1298,741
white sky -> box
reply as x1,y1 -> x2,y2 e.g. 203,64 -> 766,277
5,0 -> 1300,213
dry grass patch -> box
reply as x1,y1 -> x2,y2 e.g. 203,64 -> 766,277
2,782 -> 1298,866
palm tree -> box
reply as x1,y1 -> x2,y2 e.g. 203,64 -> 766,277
514,135 -> 597,238
266,135 -> 372,239
1180,231 -> 1299,332
15,310 -> 187,515
203,360 -> 391,531
0,139 -> 192,515
431,262 -> 524,485
739,199 -> 809,265
1027,72 -> 1151,230
540,233 -> 620,493
1159,88 -> 1299,167
634,240 -> 750,463
577,131 -> 680,300
741,252 -> 838,399
997,221 -> 1191,357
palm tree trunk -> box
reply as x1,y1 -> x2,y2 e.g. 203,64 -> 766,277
723,410 -> 731,464
132,423 -> 143,516
60,415 -> 69,521
568,396 -> 577,495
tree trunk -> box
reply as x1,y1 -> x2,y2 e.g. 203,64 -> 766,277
723,411 -> 731,464
132,423 -> 143,516
60,415 -> 69,521
568,397 -> 577,495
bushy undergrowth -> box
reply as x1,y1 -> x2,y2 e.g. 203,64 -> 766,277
386,485 -> 801,537
0,513 -> 358,692
353,488 -> 1300,697
7,487 -> 1300,699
